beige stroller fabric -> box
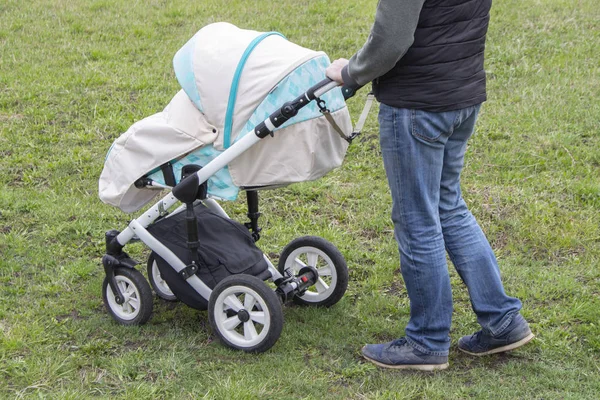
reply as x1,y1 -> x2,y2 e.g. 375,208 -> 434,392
229,108 -> 350,188
98,91 -> 217,212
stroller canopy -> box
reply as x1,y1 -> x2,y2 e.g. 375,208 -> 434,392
174,22 -> 320,149
99,23 -> 351,212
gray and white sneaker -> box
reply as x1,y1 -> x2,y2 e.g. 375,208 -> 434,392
458,314 -> 535,356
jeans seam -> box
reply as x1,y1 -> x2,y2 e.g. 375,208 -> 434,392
444,242 -> 457,270
396,109 -> 428,354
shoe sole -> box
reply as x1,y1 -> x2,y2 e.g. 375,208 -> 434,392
362,354 -> 449,371
458,333 -> 535,357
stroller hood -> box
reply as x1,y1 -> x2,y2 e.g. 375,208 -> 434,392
174,22 -> 320,149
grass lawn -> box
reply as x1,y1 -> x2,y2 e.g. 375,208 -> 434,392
1,0 -> 599,398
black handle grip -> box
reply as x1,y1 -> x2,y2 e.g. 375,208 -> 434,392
306,78 -> 334,100
314,77 -> 334,91
308,77 -> 366,101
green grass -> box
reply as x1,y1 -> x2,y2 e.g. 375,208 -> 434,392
1,0 -> 599,398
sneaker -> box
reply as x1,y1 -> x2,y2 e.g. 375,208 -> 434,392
361,338 -> 449,371
458,314 -> 535,356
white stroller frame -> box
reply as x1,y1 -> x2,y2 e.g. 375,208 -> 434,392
102,79 -> 356,353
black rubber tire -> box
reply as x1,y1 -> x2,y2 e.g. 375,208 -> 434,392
278,236 -> 348,307
208,274 -> 283,353
146,252 -> 178,302
102,267 -> 153,326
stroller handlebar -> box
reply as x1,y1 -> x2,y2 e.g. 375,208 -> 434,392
308,78 -> 360,100
309,78 -> 340,99
253,78 -> 341,139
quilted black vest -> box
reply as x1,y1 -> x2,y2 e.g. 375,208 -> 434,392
373,0 -> 492,112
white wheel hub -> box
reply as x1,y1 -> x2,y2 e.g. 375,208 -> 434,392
284,246 -> 337,302
106,275 -> 141,320
213,285 -> 271,348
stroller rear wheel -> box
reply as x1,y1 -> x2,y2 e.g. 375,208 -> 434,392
208,275 -> 283,353
278,236 -> 348,307
102,267 -> 153,325
147,252 -> 178,301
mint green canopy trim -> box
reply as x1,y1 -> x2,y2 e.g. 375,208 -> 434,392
222,31 -> 286,149
173,34 -> 203,112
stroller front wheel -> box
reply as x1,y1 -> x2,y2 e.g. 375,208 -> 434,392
208,275 -> 283,353
278,236 -> 349,307
102,267 -> 153,325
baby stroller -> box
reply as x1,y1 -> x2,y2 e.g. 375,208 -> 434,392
98,23 -> 360,352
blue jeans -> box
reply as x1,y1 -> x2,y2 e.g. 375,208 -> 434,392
378,103 -> 522,356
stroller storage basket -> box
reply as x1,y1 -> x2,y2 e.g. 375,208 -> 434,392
146,203 -> 270,310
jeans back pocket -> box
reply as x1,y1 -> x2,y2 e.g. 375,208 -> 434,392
410,109 -> 459,143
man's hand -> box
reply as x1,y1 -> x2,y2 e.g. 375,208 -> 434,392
326,58 -> 349,84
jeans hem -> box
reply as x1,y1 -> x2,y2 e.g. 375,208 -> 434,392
490,311 -> 517,337
405,336 -> 449,357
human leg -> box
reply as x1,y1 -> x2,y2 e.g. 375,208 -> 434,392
437,105 -> 533,354
375,104 -> 457,356
438,105 -> 522,334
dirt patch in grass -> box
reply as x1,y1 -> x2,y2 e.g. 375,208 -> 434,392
385,279 -> 405,296
0,113 -> 23,121
55,309 -> 85,322
358,227 -> 383,241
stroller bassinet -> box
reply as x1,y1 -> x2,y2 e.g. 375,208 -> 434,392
99,22 -> 352,212
99,23 -> 355,353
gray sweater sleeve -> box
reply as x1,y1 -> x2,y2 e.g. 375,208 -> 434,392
342,0 -> 426,88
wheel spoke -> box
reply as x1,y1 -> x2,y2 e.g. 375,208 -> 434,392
293,257 -> 307,270
244,321 -> 259,340
223,294 -> 243,312
118,280 -> 128,294
125,286 -> 136,296
249,311 -> 266,325
153,265 -> 166,285
317,266 -> 333,276
307,252 -> 319,267
244,293 -> 257,311
222,315 -> 242,331
315,277 -> 329,293
128,297 -> 140,311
